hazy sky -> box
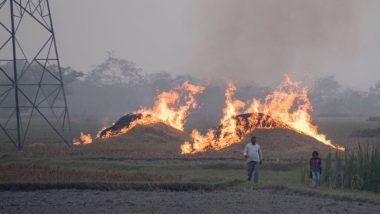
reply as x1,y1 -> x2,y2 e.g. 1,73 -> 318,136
51,0 -> 380,89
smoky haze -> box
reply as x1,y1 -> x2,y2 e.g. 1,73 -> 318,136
54,55 -> 379,133
50,0 -> 380,89
188,0 -> 358,86
2,0 -> 379,134
48,0 -> 380,130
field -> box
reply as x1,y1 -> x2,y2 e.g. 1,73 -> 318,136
0,116 -> 380,213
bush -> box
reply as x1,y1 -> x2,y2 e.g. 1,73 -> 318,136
320,145 -> 380,192
322,153 -> 332,187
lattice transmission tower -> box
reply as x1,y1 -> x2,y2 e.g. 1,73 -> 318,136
0,0 -> 72,150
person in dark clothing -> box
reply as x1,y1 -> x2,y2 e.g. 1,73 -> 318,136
309,151 -> 322,188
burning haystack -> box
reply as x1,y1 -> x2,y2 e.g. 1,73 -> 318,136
216,113 -> 290,140
98,113 -> 145,139
74,77 -> 344,156
181,77 -> 344,154
98,112 -> 289,140
73,81 -> 204,145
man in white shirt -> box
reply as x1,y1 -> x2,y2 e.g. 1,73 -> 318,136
243,136 -> 263,184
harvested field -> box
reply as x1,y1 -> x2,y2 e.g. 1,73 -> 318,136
0,117 -> 379,213
1,189 -> 379,214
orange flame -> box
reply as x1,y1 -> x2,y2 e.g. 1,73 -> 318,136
181,76 -> 345,154
135,81 -> 205,131
72,132 -> 93,145
73,81 -> 205,143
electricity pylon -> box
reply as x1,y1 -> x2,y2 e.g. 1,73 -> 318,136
0,0 -> 72,150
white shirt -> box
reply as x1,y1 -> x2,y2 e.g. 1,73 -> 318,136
243,143 -> 263,162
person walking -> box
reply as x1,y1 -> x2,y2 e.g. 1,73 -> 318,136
243,136 -> 263,184
310,151 -> 322,188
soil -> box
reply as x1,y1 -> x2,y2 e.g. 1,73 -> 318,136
0,189 -> 379,214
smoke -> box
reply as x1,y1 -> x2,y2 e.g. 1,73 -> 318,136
187,0 -> 358,86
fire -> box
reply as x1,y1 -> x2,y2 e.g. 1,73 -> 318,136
72,77 -> 344,153
135,81 -> 205,131
181,76 -> 345,154
73,81 -> 205,144
72,132 -> 93,145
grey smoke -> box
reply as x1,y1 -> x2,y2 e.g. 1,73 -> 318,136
50,0 -> 380,89
187,0 -> 358,86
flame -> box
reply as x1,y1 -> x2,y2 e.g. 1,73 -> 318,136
135,81 -> 205,131
72,132 -> 93,145
97,115 -> 161,139
72,77 -> 344,153
74,81 -> 205,144
181,76 -> 345,154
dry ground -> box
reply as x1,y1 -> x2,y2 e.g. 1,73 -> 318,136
0,116 -> 379,213
1,189 -> 379,214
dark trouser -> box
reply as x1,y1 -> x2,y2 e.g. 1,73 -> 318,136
247,161 -> 260,184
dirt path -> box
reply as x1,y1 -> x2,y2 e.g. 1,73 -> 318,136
0,189 -> 379,214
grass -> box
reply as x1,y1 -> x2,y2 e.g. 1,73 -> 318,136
0,116 -> 379,205
1,154 -> 380,204
317,145 -> 380,192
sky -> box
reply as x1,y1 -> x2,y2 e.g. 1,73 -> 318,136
50,0 -> 380,90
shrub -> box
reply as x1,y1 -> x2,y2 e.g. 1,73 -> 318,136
320,145 -> 380,192
322,153 -> 332,187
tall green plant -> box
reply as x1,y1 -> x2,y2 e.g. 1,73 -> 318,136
359,144 -> 371,190
335,151 -> 343,188
322,153 -> 332,187
315,145 -> 379,192
343,150 -> 356,189
366,147 -> 380,192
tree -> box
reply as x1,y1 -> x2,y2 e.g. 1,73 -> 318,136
310,76 -> 343,115
87,53 -> 144,86
310,75 -> 341,101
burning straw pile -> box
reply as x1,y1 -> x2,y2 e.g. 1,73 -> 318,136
73,77 -> 345,155
181,77 -> 344,154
